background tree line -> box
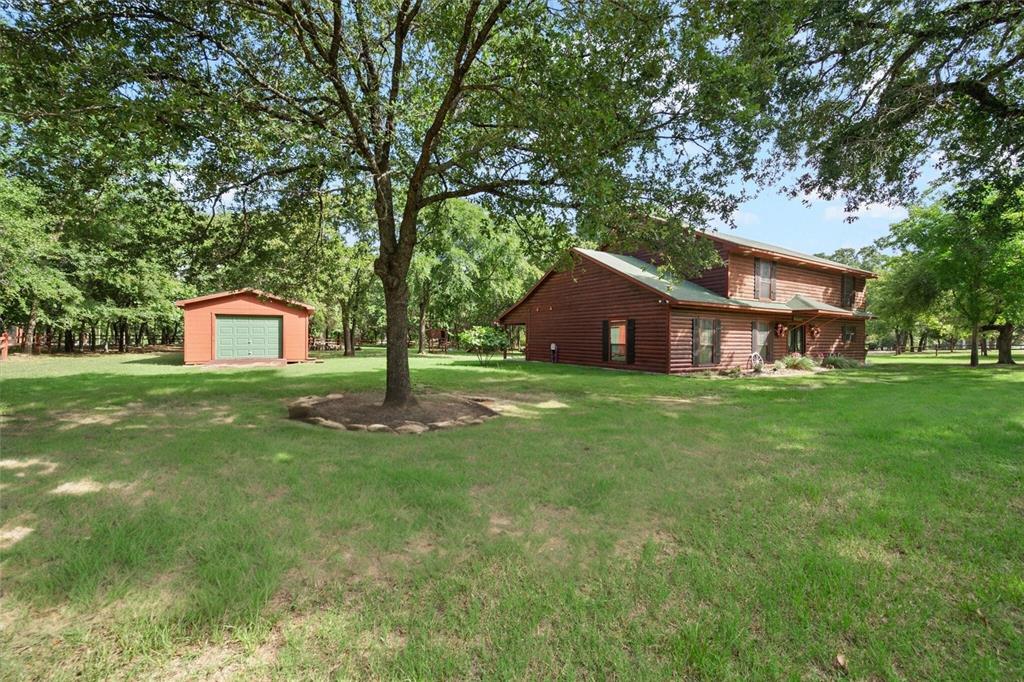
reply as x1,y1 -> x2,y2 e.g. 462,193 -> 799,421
3,0 -> 1022,390
0,158 -> 540,355
817,181 -> 1024,365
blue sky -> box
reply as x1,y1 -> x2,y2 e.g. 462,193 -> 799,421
719,186 -> 907,256
715,163 -> 940,255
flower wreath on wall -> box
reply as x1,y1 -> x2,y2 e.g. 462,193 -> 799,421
808,324 -> 822,339
774,322 -> 787,337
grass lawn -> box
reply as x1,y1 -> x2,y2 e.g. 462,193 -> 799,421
1,350 -> 1022,680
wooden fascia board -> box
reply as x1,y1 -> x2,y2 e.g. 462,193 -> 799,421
706,235 -> 877,279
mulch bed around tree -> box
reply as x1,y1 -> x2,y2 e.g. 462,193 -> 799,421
287,392 -> 499,434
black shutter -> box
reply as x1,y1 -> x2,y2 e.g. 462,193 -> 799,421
713,319 -> 722,364
751,321 -> 757,354
691,317 -> 699,366
753,257 -> 761,299
601,320 -> 610,361
769,262 -> 777,300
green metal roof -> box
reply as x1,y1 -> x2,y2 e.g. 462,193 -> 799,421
574,248 -> 871,317
703,231 -> 875,276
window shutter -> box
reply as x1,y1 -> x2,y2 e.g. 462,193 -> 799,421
753,258 -> 761,299
769,262 -> 777,300
691,317 -> 699,366
626,319 -> 636,364
713,319 -> 722,364
751,321 -> 757,354
601,320 -> 609,362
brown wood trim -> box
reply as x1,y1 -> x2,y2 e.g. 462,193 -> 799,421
705,234 -> 877,278
498,266 -> 560,322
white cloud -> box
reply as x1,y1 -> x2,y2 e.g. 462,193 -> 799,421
823,203 -> 907,222
733,210 -> 760,227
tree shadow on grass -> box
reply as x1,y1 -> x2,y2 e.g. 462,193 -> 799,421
124,352 -> 184,365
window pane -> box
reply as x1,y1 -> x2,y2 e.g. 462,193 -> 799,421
755,322 -> 770,358
757,260 -> 773,298
610,324 -> 626,361
696,319 -> 715,364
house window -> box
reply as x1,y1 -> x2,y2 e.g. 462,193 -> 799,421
752,321 -> 772,362
754,258 -> 775,300
841,274 -> 856,308
692,317 -> 720,366
609,322 -> 627,362
842,324 -> 856,343
602,319 -> 635,364
788,325 -> 806,354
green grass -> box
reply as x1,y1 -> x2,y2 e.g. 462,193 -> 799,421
1,350 -> 1022,680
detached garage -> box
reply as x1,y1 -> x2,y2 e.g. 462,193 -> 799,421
175,289 -> 314,365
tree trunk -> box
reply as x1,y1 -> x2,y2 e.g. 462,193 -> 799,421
118,320 -> 126,353
980,336 -> 988,356
417,294 -> 428,355
63,328 -> 74,353
982,323 -> 1015,364
90,325 -> 97,352
341,306 -> 355,356
23,302 -> 38,353
970,324 -> 979,367
996,324 -> 1015,364
381,280 -> 414,405
346,321 -> 356,356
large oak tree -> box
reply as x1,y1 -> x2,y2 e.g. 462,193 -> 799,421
3,0 -> 770,405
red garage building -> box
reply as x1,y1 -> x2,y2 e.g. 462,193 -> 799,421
175,289 -> 314,365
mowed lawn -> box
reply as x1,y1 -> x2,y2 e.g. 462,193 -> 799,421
1,350 -> 1022,680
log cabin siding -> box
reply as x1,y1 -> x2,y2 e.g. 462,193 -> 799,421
669,308 -> 782,372
805,318 -> 867,361
688,242 -> 730,297
503,256 -> 669,373
729,255 -> 868,309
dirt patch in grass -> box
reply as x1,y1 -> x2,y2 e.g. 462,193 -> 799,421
290,391 -> 497,432
0,523 -> 34,549
0,457 -> 59,475
49,478 -> 137,497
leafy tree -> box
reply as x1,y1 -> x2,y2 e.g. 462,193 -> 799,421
410,200 -> 539,352
814,245 -> 890,274
456,325 -> 508,365
0,175 -> 79,349
887,187 -> 1024,365
757,0 -> 1024,208
3,0 -> 775,405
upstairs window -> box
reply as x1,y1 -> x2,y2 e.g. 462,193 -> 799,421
841,274 -> 856,308
754,258 -> 776,300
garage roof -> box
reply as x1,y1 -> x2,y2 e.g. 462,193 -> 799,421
174,288 -> 315,311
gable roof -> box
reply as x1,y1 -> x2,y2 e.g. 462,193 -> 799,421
573,249 -> 870,317
175,288 -> 315,311
703,231 -> 877,278
499,246 -> 873,323
575,249 -> 729,305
